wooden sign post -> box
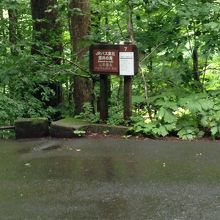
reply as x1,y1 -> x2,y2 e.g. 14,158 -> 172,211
119,45 -> 135,121
100,74 -> 109,122
89,44 -> 138,122
123,76 -> 132,120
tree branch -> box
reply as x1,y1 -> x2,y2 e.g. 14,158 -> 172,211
32,48 -> 91,75
140,43 -> 164,63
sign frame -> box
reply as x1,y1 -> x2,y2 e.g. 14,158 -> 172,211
89,44 -> 138,75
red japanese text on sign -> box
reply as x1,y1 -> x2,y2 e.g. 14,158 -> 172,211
93,49 -> 119,73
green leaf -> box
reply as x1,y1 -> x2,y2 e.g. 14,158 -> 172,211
158,126 -> 169,137
164,123 -> 176,131
187,102 -> 202,112
198,99 -> 214,111
73,130 -> 86,137
157,107 -> 166,119
200,116 -> 210,127
132,96 -> 146,104
164,111 -> 176,123
211,126 -> 218,136
205,22 -> 219,29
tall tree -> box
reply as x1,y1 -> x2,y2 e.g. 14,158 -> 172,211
69,0 -> 92,115
8,1 -> 18,56
0,3 -> 7,56
31,0 -> 63,106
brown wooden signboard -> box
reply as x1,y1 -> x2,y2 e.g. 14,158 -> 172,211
89,44 -> 138,75
89,44 -> 139,122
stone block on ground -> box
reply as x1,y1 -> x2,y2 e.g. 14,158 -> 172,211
50,118 -> 89,138
15,118 -> 49,139
49,118 -> 130,138
87,124 -> 129,135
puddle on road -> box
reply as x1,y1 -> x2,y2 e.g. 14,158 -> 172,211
17,146 -> 31,154
11,137 -> 220,184
1,138 -> 220,219
32,141 -> 62,152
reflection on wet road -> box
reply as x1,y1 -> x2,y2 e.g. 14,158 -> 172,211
1,138 -> 220,219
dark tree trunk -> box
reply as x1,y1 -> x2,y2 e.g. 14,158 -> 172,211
8,6 -> 18,55
31,0 -> 63,62
91,2 -> 101,42
1,6 -> 6,94
69,0 -> 93,115
0,7 -> 7,55
69,0 -> 90,57
31,0 -> 49,54
192,47 -> 200,82
0,7 -> 3,20
31,0 -> 63,106
127,1 -> 134,43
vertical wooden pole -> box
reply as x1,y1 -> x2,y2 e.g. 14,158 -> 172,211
124,76 -> 132,121
100,74 -> 108,122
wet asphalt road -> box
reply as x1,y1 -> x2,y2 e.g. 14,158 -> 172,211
1,137 -> 220,220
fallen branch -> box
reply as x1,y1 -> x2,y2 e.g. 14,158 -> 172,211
0,126 -> 15,130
